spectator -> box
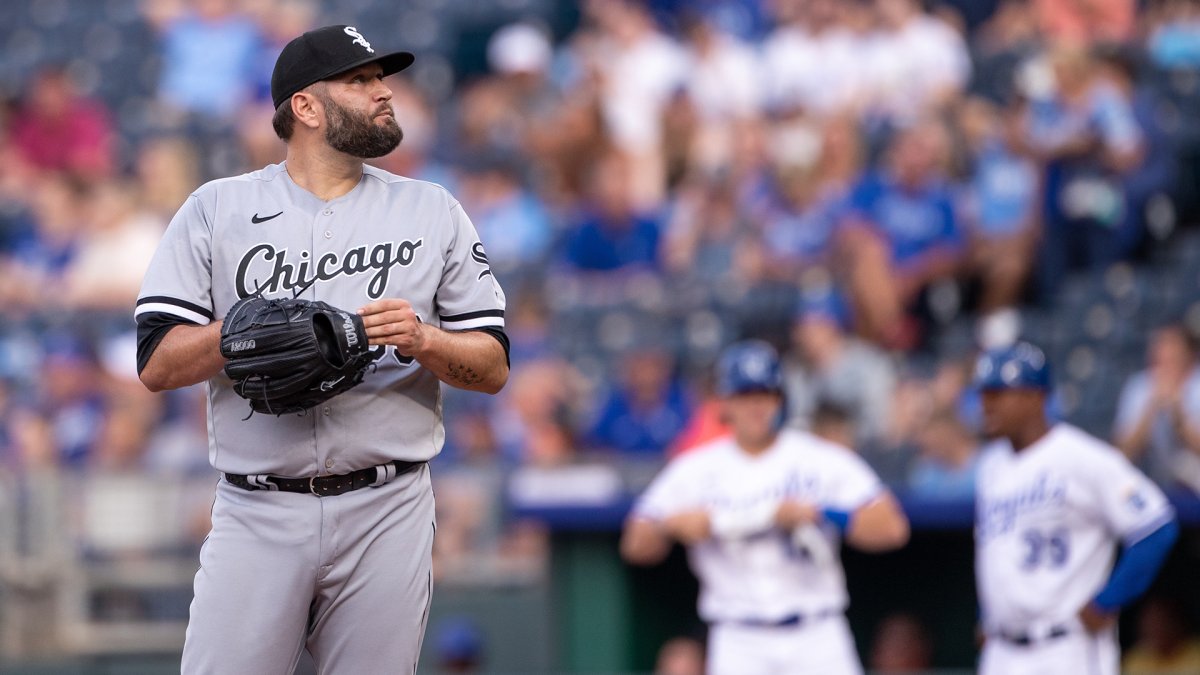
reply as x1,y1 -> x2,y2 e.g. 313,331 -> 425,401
431,616 -> 483,673
485,21 -> 565,164
504,289 -> 555,366
810,400 -> 856,449
578,0 -> 688,206
585,347 -> 692,456
655,635 -> 706,675
745,117 -> 860,281
1032,0 -> 1135,44
762,0 -> 869,118
560,151 -> 663,273
1020,42 -> 1144,296
661,172 -> 759,286
455,154 -> 554,277
61,178 -> 165,312
0,173 -> 85,314
1146,0 -> 1200,69
970,0 -> 1043,105
7,65 -> 114,180
149,0 -> 265,120
491,357 -> 584,465
1096,44 -> 1180,255
1123,595 -> 1200,674
839,118 -> 965,348
957,95 -> 1040,314
133,136 -> 202,221
1114,323 -> 1200,492
868,611 -> 934,673
90,390 -> 161,470
676,11 -> 763,174
907,409 -> 980,500
38,336 -> 106,468
782,291 -> 897,447
868,0 -> 971,124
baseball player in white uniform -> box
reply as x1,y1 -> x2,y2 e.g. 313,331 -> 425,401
135,26 -> 509,674
621,340 -> 910,675
973,342 -> 1179,675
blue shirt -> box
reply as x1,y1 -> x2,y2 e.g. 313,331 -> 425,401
847,172 -> 963,265
962,139 -> 1038,239
750,180 -> 847,265
586,381 -> 692,455
562,211 -> 661,272
158,14 -> 264,117
471,190 -> 554,273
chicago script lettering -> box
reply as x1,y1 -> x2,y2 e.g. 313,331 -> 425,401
235,240 -> 423,298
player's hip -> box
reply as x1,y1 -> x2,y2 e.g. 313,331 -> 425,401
979,625 -> 1117,675
707,613 -> 862,675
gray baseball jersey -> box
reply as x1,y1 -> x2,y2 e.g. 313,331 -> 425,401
136,161 -> 506,476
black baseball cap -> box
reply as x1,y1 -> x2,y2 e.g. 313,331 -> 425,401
271,25 -> 415,110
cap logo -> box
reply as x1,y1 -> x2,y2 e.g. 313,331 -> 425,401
344,26 -> 374,53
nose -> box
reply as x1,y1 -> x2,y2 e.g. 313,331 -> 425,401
373,79 -> 393,102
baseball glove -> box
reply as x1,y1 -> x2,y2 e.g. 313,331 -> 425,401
219,295 -> 374,416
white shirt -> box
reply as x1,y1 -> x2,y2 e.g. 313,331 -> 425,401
633,429 -> 882,623
1112,367 -> 1200,490
684,33 -> 762,122
597,32 -> 688,150
975,424 -> 1173,633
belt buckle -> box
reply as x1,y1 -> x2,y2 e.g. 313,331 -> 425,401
309,476 -> 322,497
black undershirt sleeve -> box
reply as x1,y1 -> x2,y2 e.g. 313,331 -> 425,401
466,326 -> 511,368
136,312 -> 198,375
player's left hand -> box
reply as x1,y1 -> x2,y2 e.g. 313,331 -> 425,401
1078,601 -> 1116,634
358,298 -> 426,355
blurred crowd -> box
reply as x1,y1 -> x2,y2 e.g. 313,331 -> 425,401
2,0 -> 1200,601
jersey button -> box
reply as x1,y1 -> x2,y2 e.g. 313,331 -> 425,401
325,459 -> 334,469
323,208 -> 333,216
324,231 -> 333,239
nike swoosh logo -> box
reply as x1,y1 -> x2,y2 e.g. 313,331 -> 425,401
251,211 -> 283,224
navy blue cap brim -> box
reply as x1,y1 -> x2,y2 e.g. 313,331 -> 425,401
273,50 -> 414,109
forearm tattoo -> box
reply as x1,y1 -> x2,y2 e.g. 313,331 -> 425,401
447,362 -> 483,386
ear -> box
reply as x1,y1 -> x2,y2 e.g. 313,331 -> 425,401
292,91 -> 323,131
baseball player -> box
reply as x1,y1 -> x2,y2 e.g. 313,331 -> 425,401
134,25 -> 509,674
621,340 -> 910,675
973,342 -> 1179,675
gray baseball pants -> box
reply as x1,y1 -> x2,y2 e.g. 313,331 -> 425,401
181,464 -> 435,674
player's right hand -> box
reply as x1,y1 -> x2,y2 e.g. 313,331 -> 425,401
358,298 -> 425,355
663,510 -> 712,545
774,500 -> 819,530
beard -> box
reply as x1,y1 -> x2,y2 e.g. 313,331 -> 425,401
320,93 -> 403,158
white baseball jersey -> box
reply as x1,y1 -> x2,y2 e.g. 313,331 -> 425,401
135,162 -> 506,476
632,429 -> 883,624
975,423 -> 1173,633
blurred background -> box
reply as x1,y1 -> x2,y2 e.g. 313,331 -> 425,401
1,0 -> 1200,673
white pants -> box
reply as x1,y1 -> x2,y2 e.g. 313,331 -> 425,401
182,465 -> 435,675
707,615 -> 862,675
979,628 -> 1118,675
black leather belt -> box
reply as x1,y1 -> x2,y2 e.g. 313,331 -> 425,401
725,608 -> 840,628
996,625 -> 1070,647
224,460 -> 424,497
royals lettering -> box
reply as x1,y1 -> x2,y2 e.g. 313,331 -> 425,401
235,240 -> 423,299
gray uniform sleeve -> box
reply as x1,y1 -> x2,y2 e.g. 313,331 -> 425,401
135,194 -> 215,325
435,201 -> 506,331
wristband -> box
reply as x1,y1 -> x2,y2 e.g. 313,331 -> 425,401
821,508 -> 851,534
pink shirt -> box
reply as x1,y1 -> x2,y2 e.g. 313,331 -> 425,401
10,100 -> 114,176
